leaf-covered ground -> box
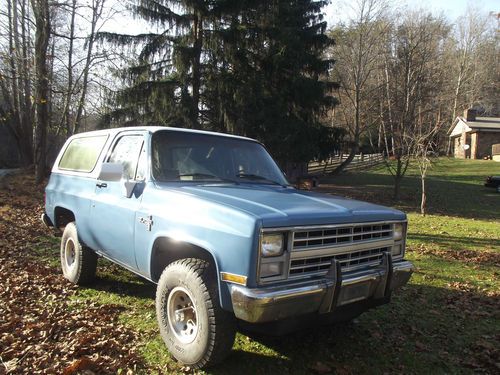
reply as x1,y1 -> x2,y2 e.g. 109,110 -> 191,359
0,174 -> 145,374
0,158 -> 499,374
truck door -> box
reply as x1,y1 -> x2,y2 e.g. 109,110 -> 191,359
90,132 -> 147,269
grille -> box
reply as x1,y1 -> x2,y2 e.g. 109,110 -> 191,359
293,223 -> 392,250
289,246 -> 389,277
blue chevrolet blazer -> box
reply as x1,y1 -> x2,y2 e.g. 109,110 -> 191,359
43,127 -> 413,368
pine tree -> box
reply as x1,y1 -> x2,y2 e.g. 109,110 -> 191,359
204,0 -> 338,164
100,0 -> 340,164
99,0 -> 222,129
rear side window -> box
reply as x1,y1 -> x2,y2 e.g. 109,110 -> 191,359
58,135 -> 108,172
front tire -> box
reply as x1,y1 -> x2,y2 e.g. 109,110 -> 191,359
60,222 -> 97,285
156,258 -> 236,369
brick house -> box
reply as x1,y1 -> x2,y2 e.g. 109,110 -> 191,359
448,109 -> 500,159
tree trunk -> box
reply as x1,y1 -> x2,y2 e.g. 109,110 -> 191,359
420,174 -> 426,215
20,0 -> 33,162
330,143 -> 359,175
383,57 -> 395,155
393,176 -> 401,201
191,12 -> 203,130
11,0 -> 22,122
73,0 -> 101,134
331,84 -> 361,175
60,0 -> 76,135
32,0 -> 51,184
7,0 -> 22,163
322,158 -> 330,174
393,157 -> 403,200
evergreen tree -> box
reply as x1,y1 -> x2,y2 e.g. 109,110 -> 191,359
99,0 -> 222,128
100,0 -> 340,164
204,0 -> 339,164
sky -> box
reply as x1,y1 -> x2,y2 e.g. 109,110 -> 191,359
323,0 -> 500,26
403,0 -> 499,18
102,0 -> 500,35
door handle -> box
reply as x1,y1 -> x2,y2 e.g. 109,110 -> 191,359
96,182 -> 107,188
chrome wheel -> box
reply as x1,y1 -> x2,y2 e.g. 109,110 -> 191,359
156,259 -> 236,368
64,238 -> 76,269
167,286 -> 198,344
60,222 -> 97,285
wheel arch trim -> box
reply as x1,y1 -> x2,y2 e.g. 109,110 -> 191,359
148,233 -> 231,311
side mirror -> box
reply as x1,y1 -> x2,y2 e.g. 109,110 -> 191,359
123,179 -> 137,198
98,162 -> 123,182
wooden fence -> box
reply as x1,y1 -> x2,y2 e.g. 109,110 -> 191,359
308,153 -> 384,175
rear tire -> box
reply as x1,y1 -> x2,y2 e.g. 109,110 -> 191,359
156,258 -> 236,369
60,222 -> 97,285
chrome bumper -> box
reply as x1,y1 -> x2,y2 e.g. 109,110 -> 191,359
41,213 -> 53,227
230,255 -> 414,323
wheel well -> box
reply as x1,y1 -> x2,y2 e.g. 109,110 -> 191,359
150,237 -> 217,282
54,207 -> 75,229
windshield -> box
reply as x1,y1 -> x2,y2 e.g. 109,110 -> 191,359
151,130 -> 288,186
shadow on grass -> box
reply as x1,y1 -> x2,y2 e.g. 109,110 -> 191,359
92,274 -> 156,300
318,172 -> 500,220
92,265 -> 156,300
79,262 -> 499,374
209,284 -> 498,375
62,255 -> 498,374
408,233 -> 500,250
32,240 -> 498,371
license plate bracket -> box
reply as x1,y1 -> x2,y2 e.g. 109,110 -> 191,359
338,281 -> 371,305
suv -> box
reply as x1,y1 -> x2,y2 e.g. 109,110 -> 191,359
43,127 -> 413,368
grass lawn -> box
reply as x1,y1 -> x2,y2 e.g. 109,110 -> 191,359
35,158 -> 499,374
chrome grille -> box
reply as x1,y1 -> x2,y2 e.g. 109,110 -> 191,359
293,223 -> 392,250
289,246 -> 389,277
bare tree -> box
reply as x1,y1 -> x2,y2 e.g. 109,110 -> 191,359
451,7 -> 490,120
1,0 -> 34,165
0,0 -> 115,174
55,0 -> 77,136
31,0 -> 50,183
379,11 -> 449,199
329,0 -> 389,173
412,111 -> 445,215
72,0 -> 106,135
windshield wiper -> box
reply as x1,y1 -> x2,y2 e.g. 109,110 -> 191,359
235,173 -> 287,187
178,173 -> 236,183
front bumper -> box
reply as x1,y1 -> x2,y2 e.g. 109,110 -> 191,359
230,254 -> 413,323
41,213 -> 53,227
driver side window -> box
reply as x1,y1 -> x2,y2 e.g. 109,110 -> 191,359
108,135 -> 144,180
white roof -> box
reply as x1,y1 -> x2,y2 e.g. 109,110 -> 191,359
71,126 -> 256,142
469,117 -> 500,129
449,117 -> 500,137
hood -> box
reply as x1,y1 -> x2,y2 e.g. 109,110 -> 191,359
155,182 -> 406,227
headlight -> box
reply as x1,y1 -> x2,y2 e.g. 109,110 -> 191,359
261,233 -> 284,257
393,223 -> 404,241
260,262 -> 284,278
391,244 -> 402,256
259,232 -> 287,282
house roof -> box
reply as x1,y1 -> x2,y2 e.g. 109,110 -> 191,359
469,117 -> 500,128
448,116 -> 500,136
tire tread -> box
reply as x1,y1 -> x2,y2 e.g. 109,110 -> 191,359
156,258 -> 236,369
61,222 -> 97,285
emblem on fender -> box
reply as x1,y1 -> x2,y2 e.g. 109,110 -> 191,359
139,215 -> 153,231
